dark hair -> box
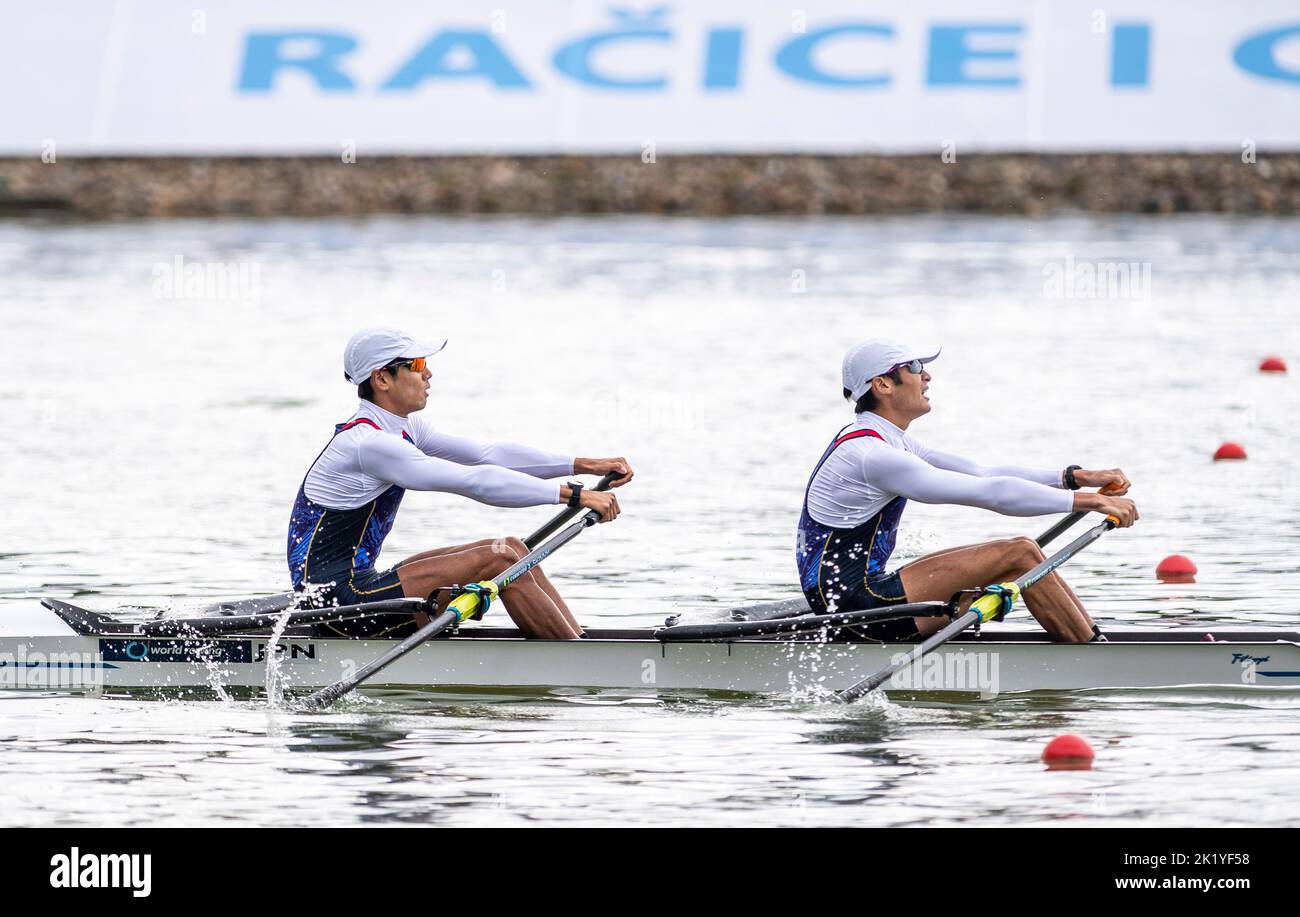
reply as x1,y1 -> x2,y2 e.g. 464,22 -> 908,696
844,368 -> 902,413
355,365 -> 400,402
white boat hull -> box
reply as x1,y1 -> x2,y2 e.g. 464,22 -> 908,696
3,624 -> 1300,697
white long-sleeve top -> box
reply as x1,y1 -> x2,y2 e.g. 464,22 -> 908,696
303,400 -> 573,510
805,412 -> 1073,528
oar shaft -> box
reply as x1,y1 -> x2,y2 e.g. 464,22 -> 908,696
524,471 -> 620,549
303,608 -> 459,708
1019,517 -> 1115,593
960,517 -> 1115,626
302,508 -> 603,708
837,610 -> 980,702
492,511 -> 600,591
1036,512 -> 1084,548
835,515 -> 1118,703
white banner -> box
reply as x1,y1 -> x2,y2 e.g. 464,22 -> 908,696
2,0 -> 1298,155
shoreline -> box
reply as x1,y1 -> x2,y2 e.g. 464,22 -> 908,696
2,153 -> 1297,219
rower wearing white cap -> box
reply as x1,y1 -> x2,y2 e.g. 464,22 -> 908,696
286,327 -> 632,640
795,338 -> 1138,644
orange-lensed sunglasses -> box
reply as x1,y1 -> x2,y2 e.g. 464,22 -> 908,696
386,356 -> 427,373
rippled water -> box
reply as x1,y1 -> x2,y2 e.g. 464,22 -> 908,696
1,214 -> 1297,826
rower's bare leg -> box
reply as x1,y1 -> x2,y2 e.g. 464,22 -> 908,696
398,537 -> 581,634
395,540 -> 493,626
395,543 -> 581,639
897,537 -> 1094,643
1056,576 -> 1095,628
907,540 -> 1095,629
476,537 -> 580,634
397,538 -> 498,565
512,553 -> 580,632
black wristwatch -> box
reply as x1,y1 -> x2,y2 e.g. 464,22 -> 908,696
567,482 -> 584,508
1063,465 -> 1083,490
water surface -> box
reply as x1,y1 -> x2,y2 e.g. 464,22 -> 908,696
1,214 -> 1297,825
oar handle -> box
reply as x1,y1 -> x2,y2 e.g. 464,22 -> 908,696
524,470 -> 620,549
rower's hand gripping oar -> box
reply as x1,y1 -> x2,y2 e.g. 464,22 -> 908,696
835,515 -> 1120,704
1034,482 -> 1125,550
301,506 -> 607,709
524,471 -> 620,549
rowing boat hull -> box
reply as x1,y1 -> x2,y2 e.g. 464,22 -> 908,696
3,626 -> 1299,696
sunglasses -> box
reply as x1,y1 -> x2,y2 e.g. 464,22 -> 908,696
887,359 -> 925,376
386,357 -> 427,373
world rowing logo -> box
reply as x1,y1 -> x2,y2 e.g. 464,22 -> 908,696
99,639 -> 254,664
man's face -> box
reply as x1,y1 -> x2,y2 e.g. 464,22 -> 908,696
879,363 -> 933,418
374,359 -> 433,414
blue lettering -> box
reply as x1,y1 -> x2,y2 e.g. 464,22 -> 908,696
238,32 -> 357,91
553,8 -> 672,90
927,24 -> 1022,87
774,24 -> 892,87
383,31 -> 529,90
1111,24 -> 1151,87
1233,25 -> 1300,84
704,27 -> 743,89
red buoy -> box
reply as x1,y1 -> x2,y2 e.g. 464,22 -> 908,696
1213,442 -> 1247,461
1259,355 -> 1287,374
1042,734 -> 1094,771
1156,554 -> 1197,584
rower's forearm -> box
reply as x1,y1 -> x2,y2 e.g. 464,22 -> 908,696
1072,492 -> 1101,513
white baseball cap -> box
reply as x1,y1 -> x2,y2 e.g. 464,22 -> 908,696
343,327 -> 447,385
842,338 -> 941,402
